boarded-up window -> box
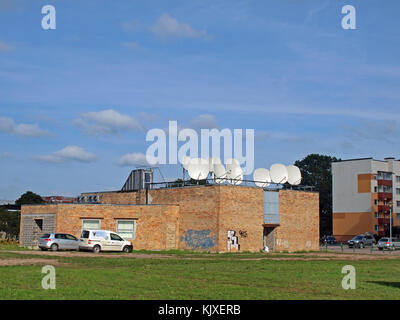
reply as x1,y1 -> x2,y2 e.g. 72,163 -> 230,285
263,191 -> 280,224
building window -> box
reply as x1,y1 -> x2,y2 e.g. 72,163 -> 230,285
396,176 -> 400,183
397,201 -> 400,207
116,220 -> 136,239
375,212 -> 379,219
397,213 -> 400,220
375,200 -> 379,205
375,225 -> 379,232
82,219 -> 100,230
397,188 -> 400,195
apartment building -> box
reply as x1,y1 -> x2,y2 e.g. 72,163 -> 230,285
332,157 -> 400,241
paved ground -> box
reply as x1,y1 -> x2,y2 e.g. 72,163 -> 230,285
321,245 -> 400,255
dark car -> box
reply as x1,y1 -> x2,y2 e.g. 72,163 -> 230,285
325,236 -> 337,245
348,234 -> 376,248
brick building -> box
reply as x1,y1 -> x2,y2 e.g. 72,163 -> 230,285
20,184 -> 319,252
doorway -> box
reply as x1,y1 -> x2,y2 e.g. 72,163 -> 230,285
263,227 -> 275,251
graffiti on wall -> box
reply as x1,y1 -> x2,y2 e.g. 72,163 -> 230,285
227,230 -> 240,251
180,229 -> 216,250
239,230 -> 248,238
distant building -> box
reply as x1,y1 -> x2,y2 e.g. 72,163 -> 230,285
332,157 -> 400,241
42,196 -> 77,204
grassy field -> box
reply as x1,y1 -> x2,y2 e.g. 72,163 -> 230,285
0,247 -> 400,300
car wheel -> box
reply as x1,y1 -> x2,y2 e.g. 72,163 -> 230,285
50,244 -> 58,252
122,246 -> 132,253
92,245 -> 101,253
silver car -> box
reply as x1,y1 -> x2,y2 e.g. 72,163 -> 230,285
39,233 -> 80,251
377,238 -> 400,251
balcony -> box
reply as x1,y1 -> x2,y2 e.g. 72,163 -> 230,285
378,192 -> 393,200
378,205 -> 391,213
378,218 -> 391,225
378,179 -> 393,187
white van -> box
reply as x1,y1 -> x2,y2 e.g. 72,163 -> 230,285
79,229 -> 133,253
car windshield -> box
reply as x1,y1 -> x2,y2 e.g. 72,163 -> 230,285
380,238 -> 389,242
353,236 -> 363,240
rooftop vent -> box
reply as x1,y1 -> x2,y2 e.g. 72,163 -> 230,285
121,169 -> 153,192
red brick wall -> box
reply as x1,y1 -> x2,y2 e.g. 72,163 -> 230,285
21,204 -> 179,250
218,186 -> 264,252
82,186 -> 320,252
274,190 -> 320,252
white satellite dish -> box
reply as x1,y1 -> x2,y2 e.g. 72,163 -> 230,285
253,168 -> 271,188
287,165 -> 302,185
226,158 -> 243,185
208,157 -> 222,172
187,158 -> 210,180
225,158 -> 240,167
181,156 -> 191,171
213,163 -> 227,183
270,163 -> 289,184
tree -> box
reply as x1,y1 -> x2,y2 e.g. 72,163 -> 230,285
15,191 -> 44,206
0,207 -> 20,238
294,154 -> 341,237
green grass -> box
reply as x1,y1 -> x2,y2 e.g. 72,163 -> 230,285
1,250 -> 400,299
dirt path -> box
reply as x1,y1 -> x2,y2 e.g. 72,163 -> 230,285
0,258 -> 65,266
4,250 -> 399,261
6,250 -> 175,259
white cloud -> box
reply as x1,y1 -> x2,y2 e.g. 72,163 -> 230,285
0,116 -> 50,137
150,13 -> 211,40
0,41 -> 14,52
117,152 -> 154,167
189,114 -> 218,130
74,109 -> 144,135
35,146 -> 96,163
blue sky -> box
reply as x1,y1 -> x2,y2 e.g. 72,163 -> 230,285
1,0 -> 400,200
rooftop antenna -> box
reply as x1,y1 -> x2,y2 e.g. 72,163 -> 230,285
287,165 -> 302,185
270,163 -> 289,184
253,168 -> 271,188
187,158 -> 210,183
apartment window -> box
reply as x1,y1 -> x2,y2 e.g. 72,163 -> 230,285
397,213 -> 400,220
82,219 -> 101,230
375,225 -> 379,232
374,187 -> 378,192
397,176 -> 400,183
374,212 -> 379,219
396,201 -> 400,207
116,220 -> 136,239
397,188 -> 400,195
375,200 -> 379,205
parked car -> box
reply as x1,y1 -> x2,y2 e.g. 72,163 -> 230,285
347,234 -> 376,248
39,233 -> 80,251
79,229 -> 133,253
377,238 -> 400,251
325,236 -> 337,245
